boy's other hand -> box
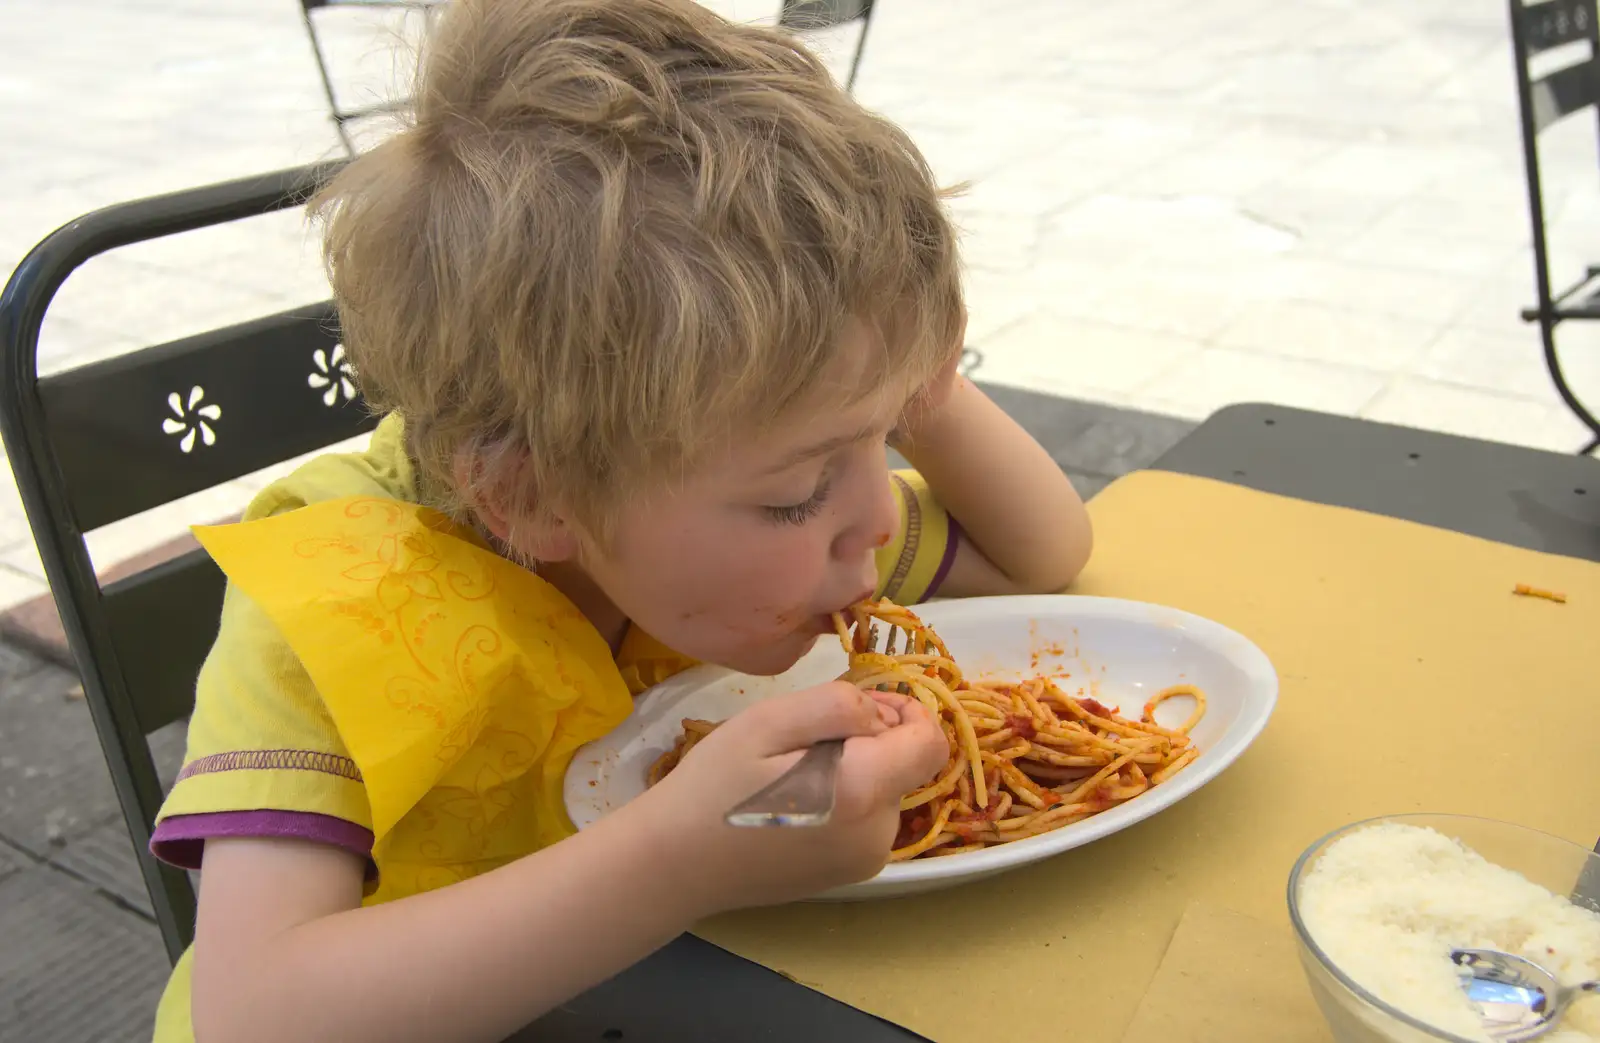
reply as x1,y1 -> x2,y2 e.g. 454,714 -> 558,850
890,325 -> 966,451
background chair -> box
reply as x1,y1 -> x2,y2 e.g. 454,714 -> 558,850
0,161 -> 370,961
299,0 -> 444,155
299,0 -> 877,155
1509,0 -> 1600,455
778,0 -> 877,93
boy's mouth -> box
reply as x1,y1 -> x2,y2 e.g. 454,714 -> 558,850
804,588 -> 876,635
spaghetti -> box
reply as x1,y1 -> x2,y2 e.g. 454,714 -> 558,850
1513,583 -> 1567,604
646,598 -> 1207,861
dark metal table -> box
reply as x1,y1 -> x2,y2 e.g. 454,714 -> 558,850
510,402 -> 1600,1043
1157,404 -> 1600,560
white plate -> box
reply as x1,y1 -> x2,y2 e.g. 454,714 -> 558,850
564,595 -> 1277,900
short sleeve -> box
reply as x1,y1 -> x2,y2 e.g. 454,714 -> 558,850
874,469 -> 960,605
150,583 -> 376,876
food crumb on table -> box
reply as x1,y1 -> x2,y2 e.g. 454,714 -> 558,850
1513,583 -> 1567,604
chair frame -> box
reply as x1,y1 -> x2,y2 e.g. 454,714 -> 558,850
299,0 -> 444,155
0,161 -> 352,960
778,0 -> 877,93
1509,0 -> 1600,455
298,0 -> 877,156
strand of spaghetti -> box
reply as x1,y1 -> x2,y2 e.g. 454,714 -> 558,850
994,801 -> 1093,839
962,708 -> 1012,727
955,769 -> 972,808
1100,762 -> 1149,800
1017,744 -> 1115,768
977,729 -> 1032,751
1513,583 -> 1567,604
1034,722 -> 1156,753
901,750 -> 967,812
1020,763 -> 1098,782
1150,745 -> 1200,785
1055,750 -> 1139,806
986,792 -> 1014,820
1144,684 -> 1207,733
1014,682 -> 1059,726
849,667 -> 938,707
891,798 -> 956,861
985,754 -> 1058,809
1059,703 -> 1186,742
907,670 -> 988,809
925,842 -> 987,857
835,610 -> 858,649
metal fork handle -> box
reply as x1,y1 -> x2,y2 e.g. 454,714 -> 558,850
724,738 -> 845,828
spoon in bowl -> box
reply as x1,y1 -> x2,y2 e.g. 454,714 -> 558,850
1451,949 -> 1598,1042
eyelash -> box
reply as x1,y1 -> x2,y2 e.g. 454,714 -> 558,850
763,475 -> 834,526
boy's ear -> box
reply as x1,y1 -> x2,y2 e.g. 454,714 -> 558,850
478,501 -> 580,564
452,448 -> 580,563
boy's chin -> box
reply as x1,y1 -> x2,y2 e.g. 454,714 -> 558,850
719,631 -> 822,677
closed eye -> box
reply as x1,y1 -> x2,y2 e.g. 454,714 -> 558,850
762,475 -> 834,526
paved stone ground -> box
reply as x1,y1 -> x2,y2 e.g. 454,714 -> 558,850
0,387 -> 1192,1040
6,0 -> 1600,616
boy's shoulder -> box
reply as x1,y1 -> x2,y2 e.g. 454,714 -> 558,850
244,413 -> 416,522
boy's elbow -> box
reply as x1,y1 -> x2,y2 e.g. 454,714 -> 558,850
1015,518 -> 1093,594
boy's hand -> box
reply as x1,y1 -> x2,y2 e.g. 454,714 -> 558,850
634,681 -> 947,913
890,342 -> 964,451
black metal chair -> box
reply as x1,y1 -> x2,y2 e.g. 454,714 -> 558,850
779,0 -> 877,93
299,0 -> 876,155
0,162 -> 374,961
1509,0 -> 1600,455
299,0 -> 445,155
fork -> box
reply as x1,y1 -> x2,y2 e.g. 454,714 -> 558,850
724,621 -> 905,828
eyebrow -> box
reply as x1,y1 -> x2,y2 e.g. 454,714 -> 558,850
762,421 -> 883,475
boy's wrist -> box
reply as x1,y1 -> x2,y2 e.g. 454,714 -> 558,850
603,786 -> 730,922
889,374 -> 969,461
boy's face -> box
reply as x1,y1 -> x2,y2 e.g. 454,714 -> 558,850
580,323 -> 914,676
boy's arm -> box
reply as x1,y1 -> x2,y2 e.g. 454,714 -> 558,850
892,374 -> 1092,597
193,806 -> 698,1043
190,682 -> 946,1043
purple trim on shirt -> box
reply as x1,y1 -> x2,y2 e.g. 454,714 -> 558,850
151,810 -> 377,879
924,517 -> 963,601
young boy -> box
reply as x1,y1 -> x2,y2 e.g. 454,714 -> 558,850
147,1 -> 1092,1040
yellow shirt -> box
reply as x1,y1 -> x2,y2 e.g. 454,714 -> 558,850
149,415 -> 955,1042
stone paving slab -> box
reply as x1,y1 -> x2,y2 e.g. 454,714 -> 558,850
50,821 -> 158,921
0,865 -> 167,1043
0,837 -> 28,883
0,655 -> 185,858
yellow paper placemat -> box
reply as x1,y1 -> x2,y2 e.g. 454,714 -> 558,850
1118,902 -> 1333,1043
695,471 -> 1600,1043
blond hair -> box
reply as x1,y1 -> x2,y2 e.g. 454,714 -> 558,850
315,0 -> 964,535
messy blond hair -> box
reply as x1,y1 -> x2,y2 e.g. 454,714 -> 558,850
315,0 -> 964,535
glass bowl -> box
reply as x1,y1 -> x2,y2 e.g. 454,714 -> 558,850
1287,813 -> 1600,1043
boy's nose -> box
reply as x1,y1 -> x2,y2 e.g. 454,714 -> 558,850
834,467 -> 899,565
865,463 -> 900,541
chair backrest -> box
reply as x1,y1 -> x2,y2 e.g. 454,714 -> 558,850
1509,0 -> 1600,293
778,0 -> 877,91
778,0 -> 874,28
0,160 -> 369,961
1510,0 -> 1599,132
